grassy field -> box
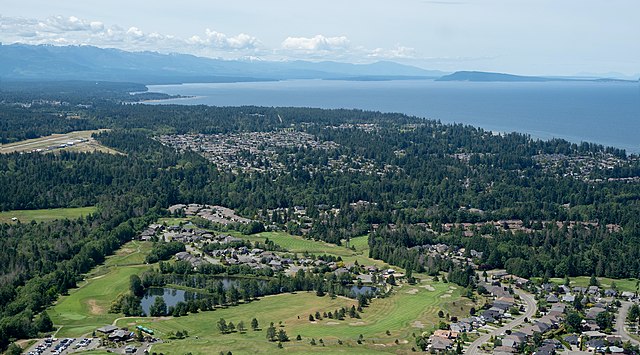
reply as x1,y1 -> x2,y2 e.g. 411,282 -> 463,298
543,276 -> 639,293
347,235 -> 370,253
157,217 -> 189,226
0,206 -> 97,224
49,241 -> 152,337
43,221 -> 472,354
0,129 -> 119,155
117,279 -> 470,354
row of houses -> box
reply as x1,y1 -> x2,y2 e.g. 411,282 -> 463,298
168,204 -> 254,225
491,272 -> 640,354
480,296 -> 519,324
427,285 -> 523,352
138,221 -> 248,245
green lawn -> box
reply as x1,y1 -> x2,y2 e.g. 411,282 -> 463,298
157,217 -> 190,226
50,241 -> 152,337
543,276 -> 639,293
0,206 -> 97,224
43,223 -> 473,354
347,235 -> 370,253
116,279 -> 471,354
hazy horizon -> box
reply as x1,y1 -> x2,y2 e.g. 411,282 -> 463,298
1,0 -> 639,77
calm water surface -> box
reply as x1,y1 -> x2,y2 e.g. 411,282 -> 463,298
148,80 -> 640,153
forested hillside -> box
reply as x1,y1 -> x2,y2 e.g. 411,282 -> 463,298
1,82 -> 640,350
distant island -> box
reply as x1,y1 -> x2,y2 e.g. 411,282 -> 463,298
437,70 -> 636,82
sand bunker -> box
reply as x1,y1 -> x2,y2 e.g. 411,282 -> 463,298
87,299 -> 105,315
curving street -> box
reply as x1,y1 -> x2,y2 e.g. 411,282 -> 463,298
465,287 -> 537,354
616,301 -> 640,346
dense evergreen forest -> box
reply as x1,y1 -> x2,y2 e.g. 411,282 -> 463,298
1,81 -> 640,349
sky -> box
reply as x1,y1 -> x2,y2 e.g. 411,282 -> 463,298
1,0 -> 639,77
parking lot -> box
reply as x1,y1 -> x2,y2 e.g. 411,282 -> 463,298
27,337 -> 98,355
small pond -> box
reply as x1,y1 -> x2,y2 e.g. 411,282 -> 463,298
141,280 -> 378,314
141,287 -> 209,315
349,285 -> 377,296
141,277 -> 267,314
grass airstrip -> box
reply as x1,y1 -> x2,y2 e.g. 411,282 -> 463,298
0,129 -> 119,155
0,206 -> 97,224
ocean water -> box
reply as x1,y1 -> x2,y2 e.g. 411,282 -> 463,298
147,80 -> 640,153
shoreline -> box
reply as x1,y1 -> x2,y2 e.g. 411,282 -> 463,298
141,95 -> 200,104
138,80 -> 640,155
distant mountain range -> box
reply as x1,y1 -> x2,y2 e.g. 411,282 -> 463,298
0,44 -> 635,84
0,43 -> 444,84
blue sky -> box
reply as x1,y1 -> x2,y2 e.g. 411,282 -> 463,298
1,0 -> 638,76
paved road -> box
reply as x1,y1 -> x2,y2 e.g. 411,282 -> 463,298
616,301 -> 640,346
465,287 -> 537,354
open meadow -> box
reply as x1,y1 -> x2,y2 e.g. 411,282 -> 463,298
0,206 -> 97,224
49,241 -> 152,337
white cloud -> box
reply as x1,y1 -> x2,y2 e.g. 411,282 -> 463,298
0,15 -> 259,56
188,29 -> 259,50
277,35 -> 421,63
126,26 -> 144,39
368,45 -> 417,59
0,15 -> 420,64
281,35 -> 350,52
38,15 -> 93,32
90,21 -> 104,32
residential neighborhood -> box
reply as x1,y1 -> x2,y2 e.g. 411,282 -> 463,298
155,131 -> 394,176
419,266 -> 640,354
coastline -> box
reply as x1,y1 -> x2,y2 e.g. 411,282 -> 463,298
141,80 -> 640,154
141,95 -> 200,104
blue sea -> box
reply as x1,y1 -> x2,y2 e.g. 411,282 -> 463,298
147,79 -> 640,154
